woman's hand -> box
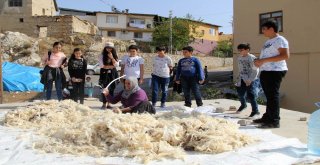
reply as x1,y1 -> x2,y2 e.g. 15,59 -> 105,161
113,107 -> 122,114
102,88 -> 109,96
107,53 -> 114,60
139,79 -> 144,85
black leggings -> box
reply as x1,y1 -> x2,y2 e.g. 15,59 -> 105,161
72,82 -> 84,104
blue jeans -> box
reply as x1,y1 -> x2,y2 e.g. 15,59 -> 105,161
181,76 -> 203,107
152,75 -> 170,104
46,75 -> 63,101
236,79 -> 260,113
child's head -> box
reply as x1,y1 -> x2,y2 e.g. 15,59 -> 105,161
261,20 -> 278,37
182,46 -> 193,57
86,76 -> 91,82
237,43 -> 250,56
156,46 -> 166,56
72,48 -> 82,59
104,42 -> 115,53
128,45 -> 139,56
52,42 -> 62,53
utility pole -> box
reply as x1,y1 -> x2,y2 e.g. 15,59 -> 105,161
169,10 -> 173,55
0,46 -> 3,104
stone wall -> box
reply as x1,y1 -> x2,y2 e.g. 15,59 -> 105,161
0,15 -> 96,38
72,16 -> 97,35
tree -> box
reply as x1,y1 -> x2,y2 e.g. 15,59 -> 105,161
152,18 -> 202,52
213,40 -> 233,57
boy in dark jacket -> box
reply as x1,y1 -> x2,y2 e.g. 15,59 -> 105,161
175,46 -> 205,107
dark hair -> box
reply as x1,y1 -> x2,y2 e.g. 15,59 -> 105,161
70,48 -> 83,59
53,41 -> 62,47
237,43 -> 251,50
128,45 -> 139,51
261,20 -> 279,32
102,46 -> 118,65
156,46 -> 166,52
182,46 -> 194,52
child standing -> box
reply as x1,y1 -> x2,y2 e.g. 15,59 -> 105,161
151,46 -> 173,108
99,42 -> 119,109
85,77 -> 93,98
175,46 -> 204,107
68,48 -> 87,104
41,42 -> 67,101
120,45 -> 144,84
236,43 -> 260,117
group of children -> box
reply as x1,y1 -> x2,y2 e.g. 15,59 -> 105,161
41,20 -> 289,128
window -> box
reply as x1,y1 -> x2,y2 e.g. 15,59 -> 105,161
259,11 -> 283,33
19,18 -> 24,22
106,16 -> 118,23
130,18 -> 145,25
107,31 -> 116,37
209,28 -> 215,36
9,0 -> 22,7
201,30 -> 205,35
134,32 -> 143,38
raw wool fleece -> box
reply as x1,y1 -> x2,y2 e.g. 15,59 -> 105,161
4,100 -> 257,163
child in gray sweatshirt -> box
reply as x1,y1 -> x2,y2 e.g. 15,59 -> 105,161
236,43 -> 260,117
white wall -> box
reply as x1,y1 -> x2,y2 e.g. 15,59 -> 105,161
96,13 -> 127,28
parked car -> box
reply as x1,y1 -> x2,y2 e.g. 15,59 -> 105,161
86,60 -> 121,75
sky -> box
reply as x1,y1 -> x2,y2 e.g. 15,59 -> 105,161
56,0 -> 233,34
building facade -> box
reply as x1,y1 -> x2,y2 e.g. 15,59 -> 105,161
189,20 -> 220,55
233,0 -> 320,113
0,0 -> 96,38
95,12 -> 155,42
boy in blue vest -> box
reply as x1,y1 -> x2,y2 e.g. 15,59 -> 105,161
175,46 -> 205,107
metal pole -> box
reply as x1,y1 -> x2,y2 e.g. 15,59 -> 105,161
0,46 -> 3,104
169,10 -> 173,55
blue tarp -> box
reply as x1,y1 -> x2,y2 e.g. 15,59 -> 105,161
2,62 -> 44,92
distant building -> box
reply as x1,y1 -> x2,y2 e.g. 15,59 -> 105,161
60,8 -> 155,42
0,0 -> 97,38
96,12 -> 155,42
234,0 -> 320,113
188,19 -> 221,55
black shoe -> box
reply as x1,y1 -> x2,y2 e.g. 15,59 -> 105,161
257,123 -> 280,129
184,104 -> 191,107
236,105 -> 247,113
249,111 -> 260,117
252,118 -> 266,123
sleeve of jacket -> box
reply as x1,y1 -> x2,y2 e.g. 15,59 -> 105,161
195,58 -> 205,81
68,59 -> 75,78
175,59 -> 182,81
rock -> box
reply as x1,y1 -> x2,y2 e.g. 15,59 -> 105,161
229,106 -> 237,111
216,107 -> 225,113
0,31 -> 41,66
299,117 -> 307,121
238,119 -> 250,126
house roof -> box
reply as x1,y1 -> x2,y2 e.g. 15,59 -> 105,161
59,7 -> 95,14
188,19 -> 221,27
95,11 -> 157,17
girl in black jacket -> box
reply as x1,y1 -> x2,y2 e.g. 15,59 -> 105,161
99,42 -> 119,109
68,48 -> 87,104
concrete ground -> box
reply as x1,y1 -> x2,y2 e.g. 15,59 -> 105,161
0,98 -> 310,143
